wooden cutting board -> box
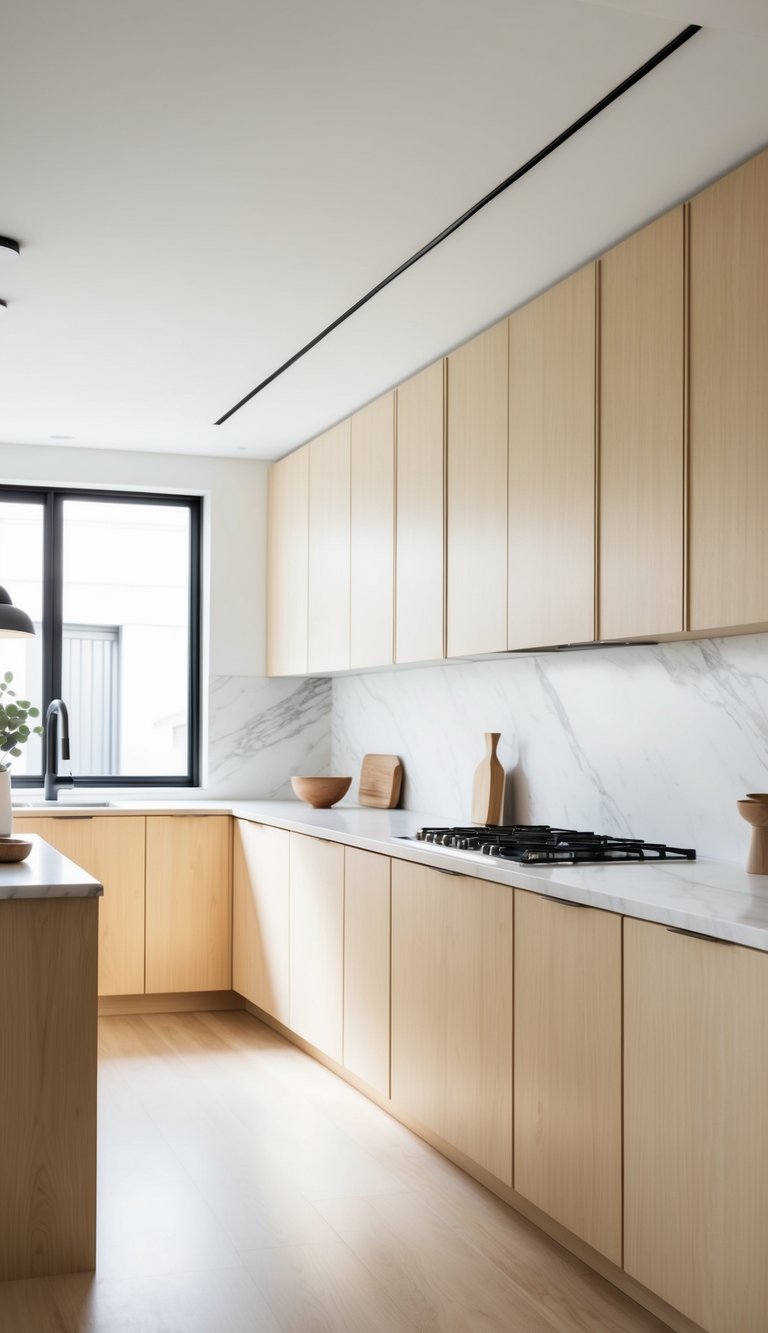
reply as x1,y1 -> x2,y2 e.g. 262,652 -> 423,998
359,754 -> 403,809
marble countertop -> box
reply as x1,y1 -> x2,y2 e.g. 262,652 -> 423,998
11,796 -> 768,950
0,835 -> 103,900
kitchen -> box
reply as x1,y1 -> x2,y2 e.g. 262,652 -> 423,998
1,2 -> 768,1333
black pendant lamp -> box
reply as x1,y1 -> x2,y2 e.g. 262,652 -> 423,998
0,587 -> 36,637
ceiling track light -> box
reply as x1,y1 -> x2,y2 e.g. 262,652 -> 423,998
0,236 -> 21,261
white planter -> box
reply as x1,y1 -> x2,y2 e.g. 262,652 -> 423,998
0,769 -> 11,837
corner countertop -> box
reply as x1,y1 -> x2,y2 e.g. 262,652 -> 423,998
0,835 -> 103,900
11,797 -> 768,951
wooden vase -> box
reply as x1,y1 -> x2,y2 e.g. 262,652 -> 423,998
471,733 -> 505,825
737,794 -> 768,875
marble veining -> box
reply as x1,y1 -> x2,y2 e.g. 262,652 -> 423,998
207,674 -> 331,796
331,633 -> 768,865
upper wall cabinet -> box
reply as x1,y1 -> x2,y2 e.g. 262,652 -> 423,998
267,445 -> 309,676
350,392 -> 395,670
599,207 -> 685,641
308,420 -> 351,673
395,360 -> 445,665
508,264 -> 596,650
689,148 -> 768,633
446,320 -> 508,658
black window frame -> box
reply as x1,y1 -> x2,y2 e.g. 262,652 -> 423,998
0,484 -> 202,789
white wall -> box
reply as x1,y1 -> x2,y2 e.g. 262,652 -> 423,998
0,443 -> 332,794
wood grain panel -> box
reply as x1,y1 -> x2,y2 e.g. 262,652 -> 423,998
14,815 -> 145,996
0,897 -> 97,1279
508,264 -> 595,648
232,819 -> 290,1023
689,147 -> 768,631
350,392 -> 395,669
289,833 -> 344,1061
395,359 -> 445,664
145,815 -> 231,993
267,444 -> 309,676
308,420 -> 351,672
446,321 -> 508,657
391,859 -> 513,1183
343,846 -> 390,1097
624,918 -> 768,1333
514,890 -> 622,1263
599,207 -> 685,639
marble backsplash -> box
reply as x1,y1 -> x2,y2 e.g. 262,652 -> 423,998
207,674 -> 331,796
331,634 -> 768,865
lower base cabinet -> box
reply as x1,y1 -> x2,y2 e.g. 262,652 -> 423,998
343,846 -> 390,1097
232,819 -> 290,1024
514,890 -> 622,1264
391,859 -> 513,1184
13,814 -> 146,996
289,833 -> 344,1062
145,815 -> 231,993
624,919 -> 768,1333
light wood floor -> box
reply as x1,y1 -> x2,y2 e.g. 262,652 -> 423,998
0,1010 -> 673,1332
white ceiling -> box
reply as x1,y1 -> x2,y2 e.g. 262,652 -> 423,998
1,0 -> 767,461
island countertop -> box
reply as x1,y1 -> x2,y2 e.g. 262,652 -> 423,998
0,834 -> 103,900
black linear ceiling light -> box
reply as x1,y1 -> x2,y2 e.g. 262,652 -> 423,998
215,22 -> 702,426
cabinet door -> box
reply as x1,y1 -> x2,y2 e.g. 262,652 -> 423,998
145,816 -> 231,993
446,320 -> 508,657
689,148 -> 768,632
308,420 -> 351,672
343,847 -> 390,1097
508,265 -> 595,649
624,919 -> 768,1333
350,392 -> 395,669
514,891 -> 621,1263
289,833 -> 344,1061
14,814 -> 145,997
391,859 -> 513,1183
267,445 -> 309,676
395,360 -> 445,664
232,820 -> 290,1024
599,207 -> 685,640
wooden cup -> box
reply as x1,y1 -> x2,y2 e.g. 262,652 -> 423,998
737,794 -> 768,875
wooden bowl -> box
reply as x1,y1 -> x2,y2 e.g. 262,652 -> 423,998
0,836 -> 33,863
291,776 -> 352,809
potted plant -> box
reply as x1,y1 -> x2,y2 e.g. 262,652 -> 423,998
0,672 -> 44,836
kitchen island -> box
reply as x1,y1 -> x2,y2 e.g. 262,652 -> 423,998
0,836 -> 102,1282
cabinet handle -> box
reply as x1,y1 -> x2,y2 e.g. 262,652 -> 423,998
665,925 -> 733,945
53,815 -> 93,821
539,894 -> 584,909
438,867 -> 464,878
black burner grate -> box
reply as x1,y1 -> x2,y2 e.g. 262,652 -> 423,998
414,824 -> 696,864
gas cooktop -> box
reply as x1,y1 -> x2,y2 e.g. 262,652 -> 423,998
410,824 -> 696,865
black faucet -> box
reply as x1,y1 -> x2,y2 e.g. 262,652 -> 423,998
44,699 -> 74,801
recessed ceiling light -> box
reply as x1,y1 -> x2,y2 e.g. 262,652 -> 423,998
0,237 -> 20,261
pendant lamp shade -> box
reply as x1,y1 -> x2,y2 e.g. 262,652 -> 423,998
0,586 -> 36,638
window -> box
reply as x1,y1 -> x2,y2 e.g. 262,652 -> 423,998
0,488 -> 201,787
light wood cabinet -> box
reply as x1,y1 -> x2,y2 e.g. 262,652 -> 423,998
343,846 -> 390,1097
624,919 -> 768,1333
514,891 -> 622,1263
599,207 -> 685,640
391,859 -> 513,1183
289,832 -> 344,1061
308,420 -> 351,672
446,320 -> 508,658
395,360 -> 445,663
145,815 -> 231,993
508,265 -> 595,649
232,819 -> 290,1024
267,445 -> 309,676
350,392 -> 395,669
14,813 -> 146,996
689,147 -> 768,632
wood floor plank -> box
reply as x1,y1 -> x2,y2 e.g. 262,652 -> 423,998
1,1009 -> 676,1333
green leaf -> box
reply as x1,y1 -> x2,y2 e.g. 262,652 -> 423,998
17,699 -> 30,708
10,747 -> 21,757
3,672 -> 12,683
28,707 -> 40,718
